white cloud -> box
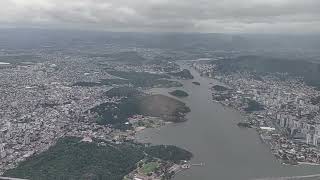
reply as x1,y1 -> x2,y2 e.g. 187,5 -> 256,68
0,0 -> 319,33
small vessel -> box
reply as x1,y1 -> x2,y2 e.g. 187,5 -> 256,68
237,122 -> 252,128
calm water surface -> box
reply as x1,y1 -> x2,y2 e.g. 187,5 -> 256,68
136,62 -> 320,180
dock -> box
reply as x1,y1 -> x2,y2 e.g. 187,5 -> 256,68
191,162 -> 205,166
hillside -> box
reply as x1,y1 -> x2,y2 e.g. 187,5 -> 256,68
4,137 -> 193,180
212,56 -> 320,87
104,87 -> 142,98
169,69 -> 194,79
169,90 -> 189,97
89,51 -> 146,64
90,94 -> 190,128
106,71 -> 182,88
4,137 -> 145,180
137,94 -> 190,122
212,85 -> 229,92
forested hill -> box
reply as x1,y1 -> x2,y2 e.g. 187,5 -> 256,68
4,137 -> 193,180
213,56 -> 320,88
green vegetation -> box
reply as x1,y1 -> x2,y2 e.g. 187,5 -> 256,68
70,70 -> 183,88
212,94 -> 232,101
135,95 -> 190,122
212,55 -> 320,87
4,137 -> 145,180
96,79 -> 182,88
4,138 -> 193,180
89,51 -> 146,64
73,79 -> 131,87
72,82 -> 102,87
141,162 -> 159,175
145,145 -> 193,163
104,87 -> 142,97
73,78 -> 179,88
169,90 -> 189,97
107,71 -> 170,82
91,100 -> 134,129
212,85 -> 229,92
99,79 -> 130,85
169,69 -> 194,79
311,96 -> 320,105
90,94 -> 190,129
152,79 -> 183,88
41,102 -> 59,108
192,82 -> 200,85
244,99 -> 264,113
107,71 -> 182,88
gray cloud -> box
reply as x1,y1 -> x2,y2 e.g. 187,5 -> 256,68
0,0 -> 320,33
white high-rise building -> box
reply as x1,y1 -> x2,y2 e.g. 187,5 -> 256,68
0,130 -> 4,143
0,143 -> 6,158
24,133 -> 31,145
313,125 -> 320,146
306,133 -> 313,145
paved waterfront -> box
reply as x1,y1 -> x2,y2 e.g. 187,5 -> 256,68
136,62 -> 320,180
0,177 -> 28,180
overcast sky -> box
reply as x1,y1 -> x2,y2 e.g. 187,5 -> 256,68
1,0 -> 320,33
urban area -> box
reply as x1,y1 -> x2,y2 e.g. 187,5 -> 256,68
0,49 -> 194,180
193,60 -> 320,165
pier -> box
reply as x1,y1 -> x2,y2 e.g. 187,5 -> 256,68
191,162 -> 205,167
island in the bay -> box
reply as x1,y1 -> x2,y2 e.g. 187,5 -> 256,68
169,90 -> 189,98
192,82 -> 201,86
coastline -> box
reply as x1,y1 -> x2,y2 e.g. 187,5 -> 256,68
189,60 -> 320,167
209,77 -> 320,166
134,61 -> 320,180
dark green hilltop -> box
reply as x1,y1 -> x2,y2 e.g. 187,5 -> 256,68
4,137 -> 192,180
192,82 -> 200,85
169,90 -> 189,98
211,55 -> 320,88
90,93 -> 190,130
169,69 -> 194,79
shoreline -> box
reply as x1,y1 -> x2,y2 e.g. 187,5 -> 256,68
189,60 -> 320,167
211,84 -> 320,166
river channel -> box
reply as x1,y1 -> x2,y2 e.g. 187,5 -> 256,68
136,61 -> 320,180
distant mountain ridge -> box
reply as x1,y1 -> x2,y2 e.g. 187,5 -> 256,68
213,55 -> 320,87
0,28 -> 319,51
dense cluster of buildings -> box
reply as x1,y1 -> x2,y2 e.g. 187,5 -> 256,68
0,52 -> 176,174
0,57 -> 116,173
192,60 -> 320,165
